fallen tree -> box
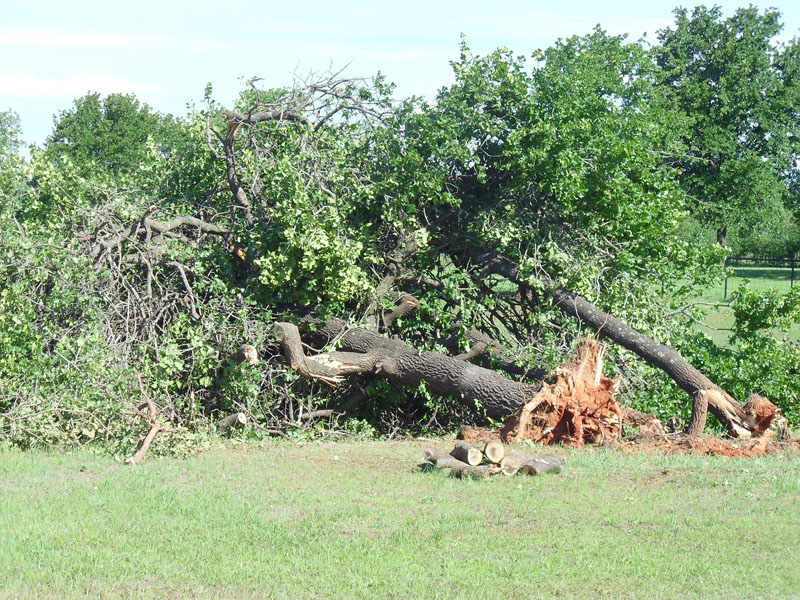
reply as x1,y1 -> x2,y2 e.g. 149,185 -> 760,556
209,60 -> 785,441
273,305 -> 779,439
464,250 -> 780,438
10,54 -> 793,459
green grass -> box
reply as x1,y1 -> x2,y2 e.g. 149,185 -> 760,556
706,266 -> 796,301
2,441 -> 799,599
690,266 -> 799,346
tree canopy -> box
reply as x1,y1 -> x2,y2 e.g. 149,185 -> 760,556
655,5 -> 800,247
1,10 -> 799,455
44,92 -> 183,176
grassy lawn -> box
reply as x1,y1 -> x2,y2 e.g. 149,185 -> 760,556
690,266 -> 799,346
2,441 -> 799,599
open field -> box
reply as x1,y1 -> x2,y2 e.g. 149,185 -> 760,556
709,266 -> 796,300
692,266 -> 799,346
2,441 -> 799,599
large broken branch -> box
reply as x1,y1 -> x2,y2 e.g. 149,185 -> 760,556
274,319 -> 540,420
93,211 -> 230,259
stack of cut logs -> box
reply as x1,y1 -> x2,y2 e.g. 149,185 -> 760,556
419,440 -> 565,479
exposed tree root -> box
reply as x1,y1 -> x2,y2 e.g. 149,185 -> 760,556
500,338 -> 623,446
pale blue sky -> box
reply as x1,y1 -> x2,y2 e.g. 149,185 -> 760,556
2,0 -> 799,147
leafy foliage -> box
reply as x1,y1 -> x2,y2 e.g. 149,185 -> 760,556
655,6 -> 800,246
44,93 -> 187,177
2,18 -> 800,453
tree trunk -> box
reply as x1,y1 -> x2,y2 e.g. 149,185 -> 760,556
274,321 -> 540,421
469,250 -> 766,438
686,390 -> 709,437
716,225 -> 727,248
274,248 -> 781,440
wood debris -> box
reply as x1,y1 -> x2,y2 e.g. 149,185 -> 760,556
418,441 -> 564,479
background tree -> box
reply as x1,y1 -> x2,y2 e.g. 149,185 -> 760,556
44,92 -> 183,177
655,5 -> 800,249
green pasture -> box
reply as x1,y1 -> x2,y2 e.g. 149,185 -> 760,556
1,441 -> 799,599
691,265 -> 799,346
711,266 -> 796,301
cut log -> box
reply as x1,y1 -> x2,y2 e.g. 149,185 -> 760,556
421,448 -> 499,478
422,447 -> 453,464
483,439 -> 506,464
500,451 -> 564,476
448,463 -> 500,479
450,441 -> 483,466
519,455 -> 565,476
217,412 -> 247,434
500,452 -> 537,476
433,456 -> 474,471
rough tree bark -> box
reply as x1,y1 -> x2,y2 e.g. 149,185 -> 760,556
273,319 -> 540,420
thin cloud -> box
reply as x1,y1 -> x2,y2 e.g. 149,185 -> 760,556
0,30 -> 231,51
0,73 -> 158,99
290,43 -> 453,62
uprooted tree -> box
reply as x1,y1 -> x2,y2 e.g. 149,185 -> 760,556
196,34 -> 785,439
2,28 -> 799,452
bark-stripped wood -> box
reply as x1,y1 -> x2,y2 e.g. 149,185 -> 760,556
483,439 -> 506,464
